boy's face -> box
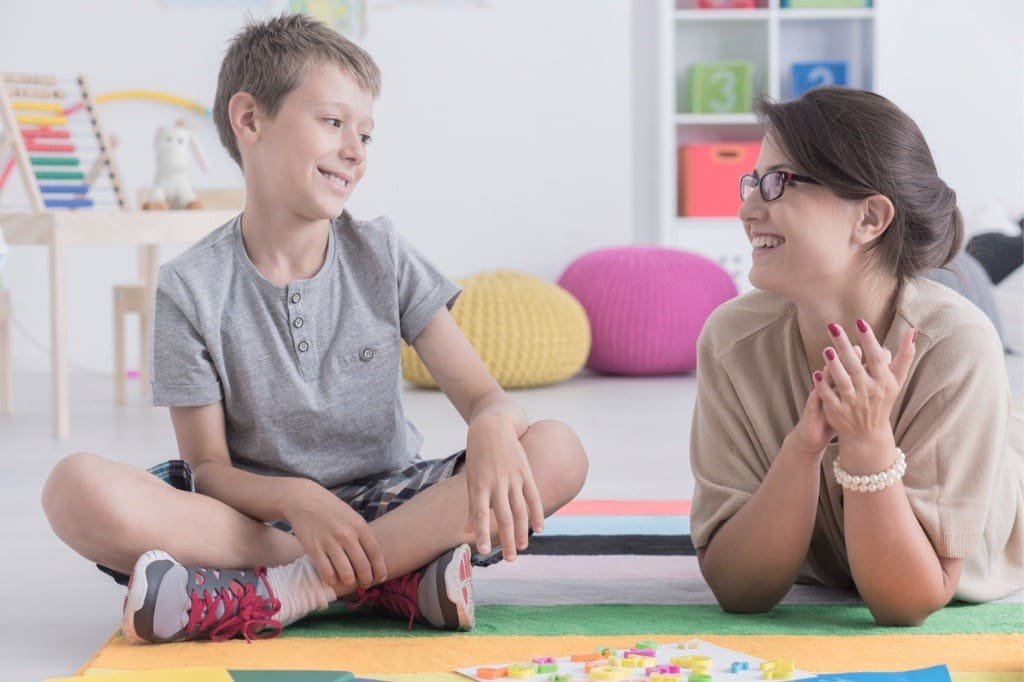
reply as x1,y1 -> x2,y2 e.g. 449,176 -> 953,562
247,62 -> 374,222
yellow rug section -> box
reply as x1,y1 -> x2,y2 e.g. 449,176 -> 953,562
67,669 -> 231,681
81,632 -> 1023,675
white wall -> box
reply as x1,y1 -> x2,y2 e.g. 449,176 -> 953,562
875,0 -> 1024,231
2,0 -> 1022,375
1,0 -> 633,373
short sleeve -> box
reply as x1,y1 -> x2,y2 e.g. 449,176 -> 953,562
689,339 -> 766,550
150,266 -> 223,407
391,231 -> 461,344
894,323 -> 1012,559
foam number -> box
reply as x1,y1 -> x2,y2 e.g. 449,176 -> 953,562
708,67 -> 738,112
507,664 -> 539,679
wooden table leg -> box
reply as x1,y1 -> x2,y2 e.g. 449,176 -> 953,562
0,289 -> 10,414
139,244 -> 158,400
50,232 -> 69,438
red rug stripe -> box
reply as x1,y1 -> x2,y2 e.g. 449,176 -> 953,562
555,499 -> 691,516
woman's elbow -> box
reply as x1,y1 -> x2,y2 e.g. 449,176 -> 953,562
699,554 -> 786,614
867,594 -> 948,627
719,599 -> 778,615
707,580 -> 785,614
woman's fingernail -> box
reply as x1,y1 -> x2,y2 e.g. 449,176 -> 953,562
825,348 -> 836,361
912,329 -> 918,344
813,371 -> 823,382
828,323 -> 841,337
856,318 -> 868,333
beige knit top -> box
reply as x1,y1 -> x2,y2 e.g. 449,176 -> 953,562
690,277 -> 1022,602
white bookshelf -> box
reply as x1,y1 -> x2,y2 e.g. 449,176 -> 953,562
656,0 -> 878,292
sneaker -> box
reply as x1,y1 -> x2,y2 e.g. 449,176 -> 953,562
122,550 -> 283,644
349,543 -> 474,631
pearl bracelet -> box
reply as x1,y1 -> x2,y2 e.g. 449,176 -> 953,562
833,448 -> 906,493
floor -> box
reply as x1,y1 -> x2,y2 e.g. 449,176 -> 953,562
3,357 -> 1021,681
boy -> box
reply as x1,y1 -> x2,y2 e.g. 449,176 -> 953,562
41,13 -> 588,644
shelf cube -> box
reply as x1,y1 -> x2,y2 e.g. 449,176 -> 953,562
791,61 -> 848,98
687,61 -> 754,114
782,0 -> 870,7
696,0 -> 756,8
678,142 -> 761,217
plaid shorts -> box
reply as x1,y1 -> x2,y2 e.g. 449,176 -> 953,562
98,451 -> 466,585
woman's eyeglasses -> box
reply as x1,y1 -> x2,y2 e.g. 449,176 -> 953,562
739,170 -> 820,202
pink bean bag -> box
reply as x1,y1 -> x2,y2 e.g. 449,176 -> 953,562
557,247 -> 737,375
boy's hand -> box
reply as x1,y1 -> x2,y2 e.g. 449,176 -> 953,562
464,412 -> 544,562
283,480 -> 387,590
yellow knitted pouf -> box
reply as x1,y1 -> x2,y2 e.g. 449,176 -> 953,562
401,270 -> 591,389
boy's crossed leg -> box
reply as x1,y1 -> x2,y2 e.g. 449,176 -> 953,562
42,419 -> 587,642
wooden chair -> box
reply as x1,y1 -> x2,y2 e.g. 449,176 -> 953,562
0,288 -> 10,414
113,274 -> 152,405
114,188 -> 243,404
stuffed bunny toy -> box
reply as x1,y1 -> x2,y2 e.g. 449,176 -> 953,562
142,119 -> 207,209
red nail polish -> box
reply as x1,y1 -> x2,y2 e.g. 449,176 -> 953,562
828,323 -> 841,337
813,371 -> 823,382
825,348 -> 836,361
856,319 -> 868,333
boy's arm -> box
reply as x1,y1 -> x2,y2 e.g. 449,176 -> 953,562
169,403 -> 387,587
412,308 -> 544,560
169,403 -> 306,522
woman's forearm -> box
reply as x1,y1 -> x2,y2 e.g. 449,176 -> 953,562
841,442 -> 958,625
699,435 -> 824,612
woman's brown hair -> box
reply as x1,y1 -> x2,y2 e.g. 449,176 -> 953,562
754,87 -> 963,281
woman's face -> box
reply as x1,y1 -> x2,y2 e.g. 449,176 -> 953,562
739,136 -> 865,298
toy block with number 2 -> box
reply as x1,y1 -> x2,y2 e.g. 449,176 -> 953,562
791,61 -> 848,98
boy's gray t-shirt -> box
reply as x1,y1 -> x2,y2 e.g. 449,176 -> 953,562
151,212 -> 461,490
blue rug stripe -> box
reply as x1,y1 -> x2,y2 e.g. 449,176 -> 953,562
541,514 -> 690,536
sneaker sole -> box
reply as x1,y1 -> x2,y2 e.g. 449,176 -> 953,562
122,549 -> 175,644
441,543 -> 474,631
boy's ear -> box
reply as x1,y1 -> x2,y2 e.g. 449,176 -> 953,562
228,92 -> 260,146
853,193 -> 895,244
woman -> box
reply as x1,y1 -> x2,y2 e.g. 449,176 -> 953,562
689,87 -> 1022,626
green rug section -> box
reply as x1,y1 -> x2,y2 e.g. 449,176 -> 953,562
284,602 -> 1023,638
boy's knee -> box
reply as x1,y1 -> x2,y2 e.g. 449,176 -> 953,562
42,452 -> 105,514
526,419 -> 589,491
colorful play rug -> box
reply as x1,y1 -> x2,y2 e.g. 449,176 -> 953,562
73,501 -> 1023,680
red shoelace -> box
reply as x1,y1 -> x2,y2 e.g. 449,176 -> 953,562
186,566 -> 283,642
348,570 -> 422,630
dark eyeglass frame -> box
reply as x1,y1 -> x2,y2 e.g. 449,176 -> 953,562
739,170 -> 820,202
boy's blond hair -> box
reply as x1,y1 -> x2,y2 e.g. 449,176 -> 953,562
213,13 -> 382,167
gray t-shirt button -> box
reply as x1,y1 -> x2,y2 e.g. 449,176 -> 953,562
360,347 -> 374,361
293,317 -> 304,328
291,293 -> 301,304
297,340 -> 309,352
